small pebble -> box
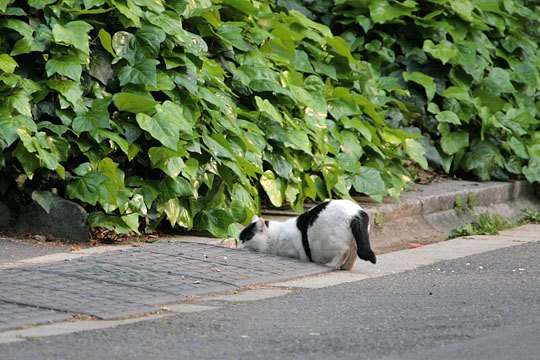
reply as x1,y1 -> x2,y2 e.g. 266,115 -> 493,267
33,234 -> 47,242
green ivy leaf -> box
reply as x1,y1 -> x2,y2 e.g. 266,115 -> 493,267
369,0 -> 417,23
481,67 -> 515,94
45,54 -> 82,81
352,167 -> 386,201
90,129 -> 129,155
404,138 -> 428,170
442,86 -> 473,102
136,25 -> 167,57
47,78 -> 86,113
260,170 -> 283,207
111,0 -> 141,26
326,36 -> 354,61
511,63 -> 538,87
113,92 -> 158,113
0,54 -> 18,73
463,141 -> 503,181
440,130 -> 469,156
450,0 -> 474,21
154,101 -> 194,137
148,147 -> 186,178
12,142 -> 40,177
522,165 -> 540,183
508,137 -> 528,159
52,21 -> 93,55
340,130 -> 363,158
31,190 -> 53,214
112,31 -> 140,64
28,0 -> 56,9
72,98 -> 112,132
66,171 -> 108,206
423,39 -> 458,64
435,111 -> 461,125
160,197 -> 181,226
328,87 -> 359,119
117,56 -> 159,86
88,212 -> 133,233
0,115 -> 37,148
194,209 -> 233,238
136,111 -> 181,150
89,50 -> 114,85
98,29 -> 117,57
403,71 -> 436,101
158,177 -> 193,201
218,23 -> 248,51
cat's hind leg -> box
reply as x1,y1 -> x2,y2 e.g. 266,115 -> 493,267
326,247 -> 351,270
341,251 -> 358,270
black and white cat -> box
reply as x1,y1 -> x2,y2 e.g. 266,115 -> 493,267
238,200 -> 376,270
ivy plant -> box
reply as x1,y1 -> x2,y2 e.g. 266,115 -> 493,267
2,0 -> 537,238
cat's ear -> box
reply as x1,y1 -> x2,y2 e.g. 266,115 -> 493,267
251,214 -> 260,223
255,217 -> 268,232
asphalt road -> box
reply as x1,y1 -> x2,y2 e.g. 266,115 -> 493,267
1,241 -> 538,360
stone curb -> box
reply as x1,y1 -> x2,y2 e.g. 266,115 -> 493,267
360,180 -> 540,252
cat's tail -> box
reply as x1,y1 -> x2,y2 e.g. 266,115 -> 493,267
351,211 -> 376,264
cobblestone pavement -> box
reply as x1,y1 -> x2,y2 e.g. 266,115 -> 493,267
0,241 -> 331,330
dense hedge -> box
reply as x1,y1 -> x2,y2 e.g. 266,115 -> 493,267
296,0 -> 540,181
0,0 -> 538,237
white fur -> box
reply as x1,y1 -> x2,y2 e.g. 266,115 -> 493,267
238,200 -> 373,270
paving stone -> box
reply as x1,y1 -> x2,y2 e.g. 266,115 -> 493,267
0,301 -> 71,331
37,260 -> 236,296
0,241 -> 331,327
0,268 -> 168,319
129,241 -> 332,285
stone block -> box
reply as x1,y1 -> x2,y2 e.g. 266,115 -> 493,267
15,196 -> 89,242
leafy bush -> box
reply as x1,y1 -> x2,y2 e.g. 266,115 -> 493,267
0,0 -> 423,237
294,0 -> 540,182
2,1 -> 539,238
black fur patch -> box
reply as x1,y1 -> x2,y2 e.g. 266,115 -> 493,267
239,222 -> 257,243
239,220 -> 269,243
296,202 -> 330,262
